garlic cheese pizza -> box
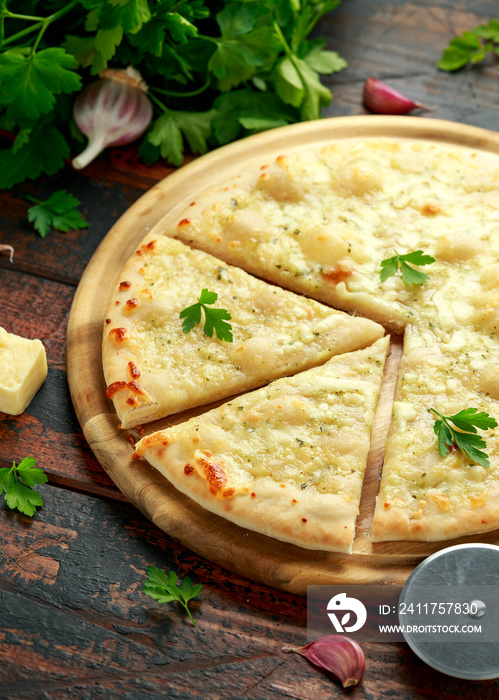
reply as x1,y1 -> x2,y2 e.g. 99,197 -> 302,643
103,135 -> 499,550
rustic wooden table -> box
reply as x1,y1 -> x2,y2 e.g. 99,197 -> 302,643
1,1 -> 499,698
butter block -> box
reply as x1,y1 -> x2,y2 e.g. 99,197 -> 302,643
0,326 -> 48,415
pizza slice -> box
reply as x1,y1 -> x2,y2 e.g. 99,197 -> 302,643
103,234 -> 384,429
134,336 -> 390,553
372,326 -> 499,542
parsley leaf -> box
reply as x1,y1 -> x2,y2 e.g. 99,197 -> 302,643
438,21 -> 499,71
429,408 -> 498,468
0,48 -> 81,122
212,89 -> 296,144
143,566 -> 202,626
380,250 -> 435,285
27,190 -> 88,238
0,123 -> 70,190
303,41 -> 347,74
180,288 -> 233,342
0,457 -> 48,516
141,107 -> 216,167
209,3 -> 281,91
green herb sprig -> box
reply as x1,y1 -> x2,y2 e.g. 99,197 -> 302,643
180,288 -> 233,342
429,408 -> 498,468
0,1 -> 347,188
0,457 -> 47,516
143,566 -> 202,626
27,190 -> 88,237
438,20 -> 499,72
380,250 -> 435,286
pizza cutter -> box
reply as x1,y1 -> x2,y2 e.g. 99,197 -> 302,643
399,543 -> 499,680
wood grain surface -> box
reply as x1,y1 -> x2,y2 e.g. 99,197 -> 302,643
3,483 -> 499,699
2,1 -> 499,696
67,116 -> 499,594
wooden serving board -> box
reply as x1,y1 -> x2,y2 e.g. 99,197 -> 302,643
67,116 -> 499,595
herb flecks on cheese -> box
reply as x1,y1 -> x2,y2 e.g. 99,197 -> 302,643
103,235 -> 384,429
172,140 -> 499,332
135,337 -> 390,553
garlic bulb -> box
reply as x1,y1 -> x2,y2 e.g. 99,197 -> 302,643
72,67 -> 153,170
283,635 -> 365,687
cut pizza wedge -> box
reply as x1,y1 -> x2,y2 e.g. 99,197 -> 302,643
103,234 -> 384,429
372,326 -> 499,542
135,336 -> 390,553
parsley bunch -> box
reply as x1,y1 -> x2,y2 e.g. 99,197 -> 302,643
0,1 -> 346,189
438,19 -> 499,71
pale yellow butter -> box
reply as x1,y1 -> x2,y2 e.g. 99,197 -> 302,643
0,326 -> 47,415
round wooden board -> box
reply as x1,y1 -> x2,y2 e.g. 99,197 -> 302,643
67,116 -> 499,595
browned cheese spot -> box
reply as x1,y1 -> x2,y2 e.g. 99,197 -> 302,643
119,281 -> 132,291
109,327 -> 128,342
105,381 -> 127,398
421,203 -> 440,216
128,361 -> 141,379
196,452 -> 234,498
127,381 -> 146,395
125,298 -> 139,313
322,264 -> 353,285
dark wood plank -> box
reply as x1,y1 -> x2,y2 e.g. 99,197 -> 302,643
1,485 -> 498,699
0,267 -> 118,498
322,0 -> 499,130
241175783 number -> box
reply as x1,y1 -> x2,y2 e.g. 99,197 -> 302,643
397,602 -> 479,615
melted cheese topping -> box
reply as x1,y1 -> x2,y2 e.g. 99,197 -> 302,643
376,325 -> 499,526
136,337 -> 389,513
103,236 -> 383,427
173,140 -> 499,332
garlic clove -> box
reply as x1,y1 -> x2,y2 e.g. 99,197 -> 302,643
283,634 -> 365,688
363,77 -> 433,115
72,67 -> 153,170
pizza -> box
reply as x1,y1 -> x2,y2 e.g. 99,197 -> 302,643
103,134 -> 499,551
102,234 -> 383,429
135,337 -> 389,553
